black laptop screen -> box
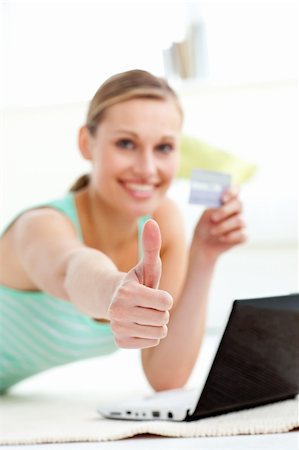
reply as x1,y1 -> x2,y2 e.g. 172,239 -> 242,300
188,294 -> 299,421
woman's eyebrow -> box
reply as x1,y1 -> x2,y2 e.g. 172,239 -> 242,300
113,129 -> 176,140
112,129 -> 139,137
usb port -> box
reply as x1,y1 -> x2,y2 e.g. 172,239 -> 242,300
152,411 -> 160,418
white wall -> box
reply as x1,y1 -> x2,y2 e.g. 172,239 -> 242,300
177,79 -> 298,245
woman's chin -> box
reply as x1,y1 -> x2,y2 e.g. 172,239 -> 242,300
127,204 -> 155,218
120,198 -> 158,218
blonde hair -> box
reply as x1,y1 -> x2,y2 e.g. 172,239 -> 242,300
70,69 -> 182,192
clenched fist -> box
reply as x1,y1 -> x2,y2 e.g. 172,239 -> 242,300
108,219 -> 173,349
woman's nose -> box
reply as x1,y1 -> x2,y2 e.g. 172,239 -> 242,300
134,149 -> 157,178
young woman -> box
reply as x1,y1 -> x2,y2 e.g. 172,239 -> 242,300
0,70 -> 246,393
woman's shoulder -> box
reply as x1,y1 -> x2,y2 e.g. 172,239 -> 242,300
153,196 -> 182,219
2,193 -> 80,238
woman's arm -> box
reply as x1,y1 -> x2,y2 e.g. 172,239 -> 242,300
142,188 -> 247,391
0,208 -> 172,345
0,208 -> 123,319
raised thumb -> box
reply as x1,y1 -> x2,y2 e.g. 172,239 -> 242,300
141,219 -> 162,289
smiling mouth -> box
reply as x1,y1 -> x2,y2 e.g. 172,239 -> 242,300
120,181 -> 158,199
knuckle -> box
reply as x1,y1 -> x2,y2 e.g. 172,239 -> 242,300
241,233 -> 248,242
160,291 -> 173,310
155,325 -> 167,339
161,325 -> 168,338
233,200 -> 242,214
117,283 -> 133,299
110,319 -> 123,335
162,310 -> 170,325
216,223 -> 225,233
149,339 -> 160,348
109,303 -> 124,321
153,310 -> 169,326
114,335 -> 136,349
114,335 -> 127,348
237,216 -> 244,227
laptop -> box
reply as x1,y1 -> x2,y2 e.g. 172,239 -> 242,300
97,293 -> 299,422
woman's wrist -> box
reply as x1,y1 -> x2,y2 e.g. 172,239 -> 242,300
64,247 -> 124,319
189,241 -> 219,268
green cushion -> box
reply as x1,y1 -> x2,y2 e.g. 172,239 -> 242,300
178,135 -> 257,184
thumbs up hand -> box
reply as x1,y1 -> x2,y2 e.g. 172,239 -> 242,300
108,220 -> 173,349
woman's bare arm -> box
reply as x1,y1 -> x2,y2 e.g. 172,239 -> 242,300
0,208 -> 123,319
0,208 -> 172,344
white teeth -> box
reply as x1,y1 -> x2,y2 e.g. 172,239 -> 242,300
125,183 -> 154,192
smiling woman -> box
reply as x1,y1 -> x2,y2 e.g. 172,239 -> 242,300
70,70 -> 183,220
77,100 -> 181,217
0,69 -> 246,394
79,94 -> 181,217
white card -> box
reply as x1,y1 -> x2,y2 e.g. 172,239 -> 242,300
189,169 -> 231,207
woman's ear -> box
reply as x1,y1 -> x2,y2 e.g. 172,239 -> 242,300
78,126 -> 92,160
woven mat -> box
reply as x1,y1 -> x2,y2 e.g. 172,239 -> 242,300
0,392 -> 298,445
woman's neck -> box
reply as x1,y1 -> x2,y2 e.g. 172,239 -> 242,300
74,187 -> 140,263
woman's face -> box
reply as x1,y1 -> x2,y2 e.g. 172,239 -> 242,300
85,98 -> 182,217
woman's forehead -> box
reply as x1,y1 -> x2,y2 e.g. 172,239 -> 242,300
101,97 -> 182,129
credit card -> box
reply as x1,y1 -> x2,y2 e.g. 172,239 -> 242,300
189,169 -> 231,207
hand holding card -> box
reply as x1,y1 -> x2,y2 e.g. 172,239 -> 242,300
189,169 -> 246,261
189,169 -> 232,207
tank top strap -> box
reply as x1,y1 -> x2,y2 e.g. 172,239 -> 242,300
0,193 -> 82,240
46,193 -> 82,240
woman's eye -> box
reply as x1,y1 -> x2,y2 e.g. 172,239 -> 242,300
116,139 -> 134,149
156,143 -> 174,153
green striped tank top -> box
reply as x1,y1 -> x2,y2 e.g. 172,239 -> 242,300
0,193 -> 149,393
